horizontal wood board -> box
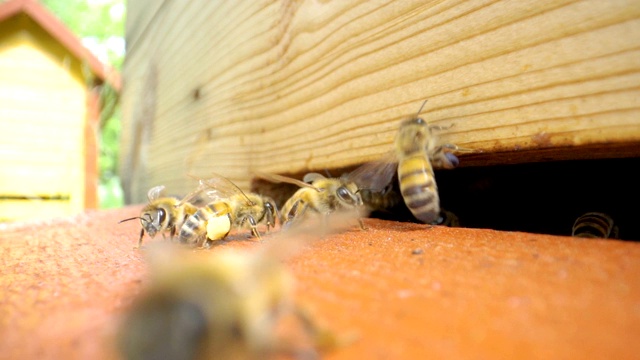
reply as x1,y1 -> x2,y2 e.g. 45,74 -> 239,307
121,0 -> 640,202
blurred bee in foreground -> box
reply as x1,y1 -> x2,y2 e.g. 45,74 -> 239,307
118,231 -> 342,359
119,185 -> 198,248
255,172 -> 368,229
572,212 -> 619,239
178,174 -> 278,247
344,100 -> 461,224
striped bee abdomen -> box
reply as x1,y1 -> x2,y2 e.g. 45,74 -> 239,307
179,203 -> 222,241
398,155 -> 440,224
179,209 -> 208,244
572,212 -> 618,239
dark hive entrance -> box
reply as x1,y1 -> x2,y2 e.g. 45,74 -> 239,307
435,157 -> 639,240
251,158 -> 640,240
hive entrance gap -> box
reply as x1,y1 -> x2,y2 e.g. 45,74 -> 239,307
251,157 -> 639,241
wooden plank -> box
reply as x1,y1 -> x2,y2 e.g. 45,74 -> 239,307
121,0 -> 640,203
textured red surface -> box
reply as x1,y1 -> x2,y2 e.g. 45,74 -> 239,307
1,205 -> 639,359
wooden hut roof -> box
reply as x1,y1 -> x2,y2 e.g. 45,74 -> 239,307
0,0 -> 121,91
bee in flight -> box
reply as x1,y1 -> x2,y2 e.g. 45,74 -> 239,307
255,172 -> 366,229
119,185 -> 198,248
177,173 -> 278,247
344,100 -> 461,224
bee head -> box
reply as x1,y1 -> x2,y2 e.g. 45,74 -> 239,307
397,117 -> 430,153
412,117 -> 426,126
119,211 -> 163,237
141,209 -> 166,237
400,117 -> 427,128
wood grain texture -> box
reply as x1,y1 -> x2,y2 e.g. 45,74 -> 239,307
120,0 -> 640,202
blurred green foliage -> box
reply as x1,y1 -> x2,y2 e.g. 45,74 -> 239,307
41,0 -> 125,208
99,108 -> 123,208
41,0 -> 125,67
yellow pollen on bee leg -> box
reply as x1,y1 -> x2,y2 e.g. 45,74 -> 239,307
206,216 -> 232,241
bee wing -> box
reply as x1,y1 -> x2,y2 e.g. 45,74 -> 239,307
254,172 -> 321,191
147,185 -> 166,201
346,151 -> 398,192
302,172 -> 326,183
179,173 -> 254,206
176,184 -> 209,207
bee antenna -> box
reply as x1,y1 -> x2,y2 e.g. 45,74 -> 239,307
416,99 -> 428,118
119,214 -> 152,225
118,216 -> 143,224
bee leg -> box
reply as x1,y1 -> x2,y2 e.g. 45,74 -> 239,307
432,143 -> 459,155
283,200 -> 307,228
430,146 -> 460,169
244,215 -> 262,240
264,202 -> 277,233
136,228 -> 145,249
265,218 -> 274,233
441,143 -> 474,153
169,225 -> 177,242
429,123 -> 455,132
440,143 -> 457,151
283,201 -> 298,225
195,234 -> 208,248
357,216 -> 366,230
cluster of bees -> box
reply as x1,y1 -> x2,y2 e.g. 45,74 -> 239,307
117,101 -> 463,359
121,101 -> 462,249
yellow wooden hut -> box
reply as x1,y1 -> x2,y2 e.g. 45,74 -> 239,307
0,0 -> 119,221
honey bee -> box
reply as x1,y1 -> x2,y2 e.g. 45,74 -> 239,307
344,100 -> 460,224
255,172 -> 366,229
178,174 -> 278,247
118,236 -> 340,359
395,116 -> 458,223
119,185 -> 198,248
572,212 -> 619,239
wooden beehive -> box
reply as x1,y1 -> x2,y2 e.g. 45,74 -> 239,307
0,0 -> 120,221
119,0 -> 640,203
